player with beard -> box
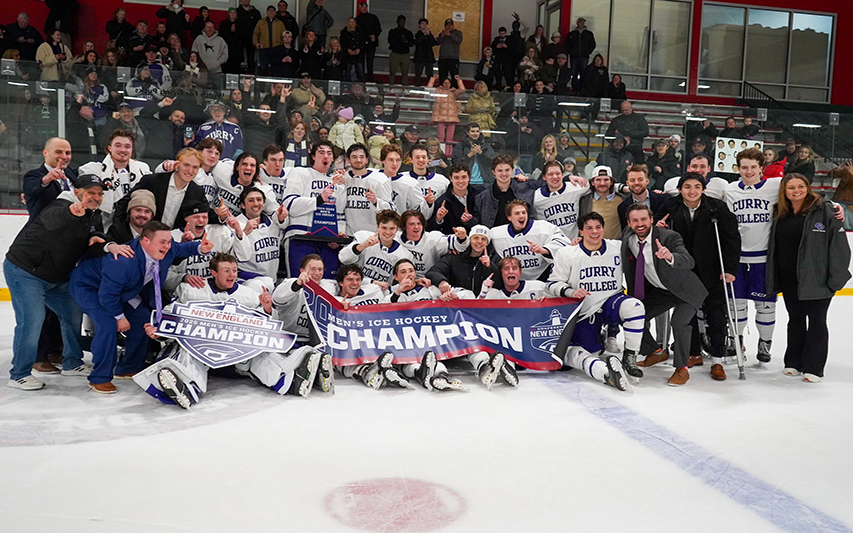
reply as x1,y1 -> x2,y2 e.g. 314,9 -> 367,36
489,199 -> 568,281
165,202 -> 236,292
230,187 -> 289,292
343,143 -> 394,234
398,210 -> 467,277
547,212 -> 640,391
79,130 -> 151,230
213,152 -> 279,218
403,144 -> 450,219
135,252 -> 322,408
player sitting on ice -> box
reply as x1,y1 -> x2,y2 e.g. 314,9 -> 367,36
546,212 -> 643,392
271,254 -> 337,393
164,201 -> 236,293
339,209 -> 415,290
135,252 -> 322,408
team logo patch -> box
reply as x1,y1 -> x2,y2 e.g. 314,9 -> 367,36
814,222 -> 826,232
157,300 -> 297,368
529,309 -> 570,355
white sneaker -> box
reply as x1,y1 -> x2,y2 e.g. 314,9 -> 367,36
61,363 -> 93,377
802,373 -> 822,383
7,375 -> 45,390
783,368 -> 801,376
604,337 -> 620,353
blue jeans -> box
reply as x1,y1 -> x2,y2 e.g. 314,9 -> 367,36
5,260 -> 84,380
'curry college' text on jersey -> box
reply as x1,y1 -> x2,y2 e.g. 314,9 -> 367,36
548,240 -> 623,318
725,178 -> 780,263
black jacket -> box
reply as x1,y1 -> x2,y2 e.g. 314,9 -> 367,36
654,194 -> 741,289
236,6 -> 262,42
355,12 -> 382,45
113,172 -> 213,230
645,151 -> 681,189
413,30 -> 438,63
473,179 -> 539,228
106,220 -> 136,244
340,28 -> 366,63
23,164 -> 79,224
617,191 -> 667,230
6,195 -> 105,283
566,28 -> 595,57
275,11 -> 300,39
582,64 -> 609,97
426,245 -> 500,294
156,6 -> 190,38
45,0 -> 78,35
428,185 -> 484,234
388,27 -> 415,54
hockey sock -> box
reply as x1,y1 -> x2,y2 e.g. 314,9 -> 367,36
467,351 -> 489,372
565,347 -> 607,381
402,364 -> 418,378
340,365 -> 362,379
755,301 -> 776,341
734,298 -> 749,335
619,299 -> 645,352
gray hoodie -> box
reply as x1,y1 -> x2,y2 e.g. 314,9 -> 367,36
191,31 -> 229,72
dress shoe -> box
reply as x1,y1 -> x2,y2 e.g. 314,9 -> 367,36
32,362 -> 60,374
638,350 -> 669,367
687,355 -> 704,368
710,364 -> 727,381
667,367 -> 689,386
88,382 -> 117,394
113,373 -> 136,380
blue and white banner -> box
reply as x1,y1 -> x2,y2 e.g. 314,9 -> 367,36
157,300 -> 298,368
304,282 -> 581,370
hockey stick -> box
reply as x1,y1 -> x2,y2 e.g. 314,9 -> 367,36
711,216 -> 746,380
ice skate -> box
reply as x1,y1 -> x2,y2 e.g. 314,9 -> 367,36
382,366 -> 412,388
158,368 -> 193,409
621,349 -> 643,379
477,351 -> 504,391
499,359 -> 519,388
290,349 -> 321,398
756,339 -> 772,364
430,372 -> 468,392
315,352 -> 335,394
415,351 -> 437,391
604,355 -> 632,393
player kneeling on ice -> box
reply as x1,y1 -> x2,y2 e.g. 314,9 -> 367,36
135,253 -> 321,408
547,212 -> 644,392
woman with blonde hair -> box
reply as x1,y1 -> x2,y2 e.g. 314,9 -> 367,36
531,134 -> 559,174
425,137 -> 449,174
785,145 -> 816,181
766,173 -> 851,382
427,74 -> 466,157
465,81 -> 497,137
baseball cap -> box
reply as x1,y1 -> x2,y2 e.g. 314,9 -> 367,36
184,199 -> 209,216
405,124 -> 419,133
76,174 -> 105,190
145,43 -> 158,53
469,225 -> 490,242
668,134 -> 681,142
592,165 -> 613,178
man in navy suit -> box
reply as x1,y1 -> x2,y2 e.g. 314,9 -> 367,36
617,165 -> 666,230
23,137 -> 78,224
70,221 -> 214,393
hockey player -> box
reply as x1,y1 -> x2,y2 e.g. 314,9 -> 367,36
339,210 -> 415,288
398,210 -> 468,277
195,100 -> 244,159
134,253 -> 322,408
489,199 -> 569,281
230,187 -> 289,292
164,201 -> 236,293
663,153 -> 728,200
383,144 -> 421,213
404,144 -> 450,219
157,138 -> 224,206
344,143 -> 395,234
546,212 -> 641,391
213,152 -> 279,218
533,160 -> 589,238
281,140 -> 348,278
78,129 -> 151,230
260,144 -> 288,203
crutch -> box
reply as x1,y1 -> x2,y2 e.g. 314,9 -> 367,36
711,216 -> 746,380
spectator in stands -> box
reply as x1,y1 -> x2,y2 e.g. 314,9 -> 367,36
254,6 -> 286,74
526,25 -> 547,57
530,134 -> 559,174
298,30 -> 324,79
305,0 -> 334,48
645,139 -> 679,189
518,46 -> 541,86
355,2 -> 381,82
538,56 -> 558,89
413,18 -> 438,86
785,145 -> 816,182
567,17 -> 595,93
292,72 -> 326,117
126,20 -> 153,66
475,47 -> 496,89
195,100 -> 244,159
388,15 -> 414,86
685,137 -> 709,166
329,107 -> 364,152
719,116 -> 742,138
340,17 -> 366,82
454,123 -> 497,186
436,19 -> 463,81
740,116 -> 760,139
429,163 -> 482,234
156,0 -> 191,39
2,49 -> 29,81
606,73 -> 626,102
507,20 -> 527,83
466,82 -> 497,138
36,30 -> 73,82
284,121 -> 310,167
506,114 -> 542,173
596,134 -> 634,183
152,22 -> 169,48
219,8 -> 243,74
684,107 -> 717,149
44,0 -> 77,48
166,33 -> 189,68
767,174 -> 851,382
140,43 -> 173,90
192,21 -> 228,80
125,64 -> 165,114
270,30 -> 299,78
491,27 -> 513,89
543,32 -> 564,62
428,74 -> 466,157
556,133 -> 572,161
667,134 -> 684,165
777,138 -> 798,161
80,68 -> 111,127
7,13 -> 43,63
322,36 -> 345,80
244,104 -> 288,156
606,100 -> 649,151
552,54 -> 572,96
275,1 -> 300,38
190,6 -> 212,39
107,9 -> 135,54
235,1 -> 262,69
527,79 -> 555,133
71,41 -> 97,67
582,54 -> 609,97
366,99 -> 400,136
425,137 -> 449,175
764,148 -> 785,179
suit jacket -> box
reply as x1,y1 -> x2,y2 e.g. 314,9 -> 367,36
70,236 -> 200,317
22,164 -> 79,223
620,226 -> 708,310
617,191 -> 666,230
112,172 -> 213,230
106,221 -> 137,244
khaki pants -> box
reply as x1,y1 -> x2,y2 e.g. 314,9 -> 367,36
388,52 -> 411,85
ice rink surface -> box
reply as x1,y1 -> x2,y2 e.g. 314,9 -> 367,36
1,299 -> 852,533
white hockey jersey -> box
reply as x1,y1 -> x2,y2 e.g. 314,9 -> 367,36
382,284 -> 444,303
165,225 -> 236,292
664,176 -> 729,200
232,213 -> 287,279
484,279 -> 547,300
398,231 -> 468,277
547,239 -> 623,318
78,156 -> 150,229
532,182 -> 591,239
281,166 -> 347,239
725,178 -> 781,264
271,278 -> 317,343
339,231 -> 415,284
489,219 -> 569,280
171,278 -> 262,310
344,170 -> 395,235
388,173 -> 421,213
213,160 -> 279,217
335,283 -> 386,307
260,167 -> 288,204
406,171 -> 450,219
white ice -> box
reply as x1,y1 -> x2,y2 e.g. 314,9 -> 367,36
0,299 -> 851,533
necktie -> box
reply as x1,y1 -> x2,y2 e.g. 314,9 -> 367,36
60,177 -> 69,191
152,261 -> 163,325
635,240 -> 646,301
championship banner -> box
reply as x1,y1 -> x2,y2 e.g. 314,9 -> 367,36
715,137 -> 764,174
157,300 -> 298,368
303,281 -> 581,371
